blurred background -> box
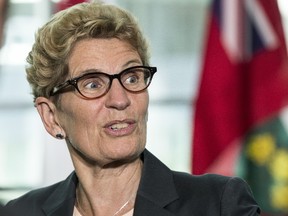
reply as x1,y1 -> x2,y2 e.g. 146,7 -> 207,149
0,0 -> 288,214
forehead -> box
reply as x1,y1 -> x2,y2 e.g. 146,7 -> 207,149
68,38 -> 141,76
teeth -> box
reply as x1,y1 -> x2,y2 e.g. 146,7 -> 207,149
111,123 -> 129,130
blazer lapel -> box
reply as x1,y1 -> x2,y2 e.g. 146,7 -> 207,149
134,195 -> 175,216
41,172 -> 77,216
134,150 -> 179,216
40,150 -> 178,216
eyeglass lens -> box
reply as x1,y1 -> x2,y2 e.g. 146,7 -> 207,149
76,67 -> 153,98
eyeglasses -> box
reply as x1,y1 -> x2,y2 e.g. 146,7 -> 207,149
50,66 -> 157,99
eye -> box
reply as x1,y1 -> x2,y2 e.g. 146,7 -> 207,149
79,74 -> 107,91
125,74 -> 139,85
88,81 -> 102,89
122,68 -> 146,86
84,78 -> 103,89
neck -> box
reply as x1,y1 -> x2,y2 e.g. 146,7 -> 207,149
75,158 -> 143,216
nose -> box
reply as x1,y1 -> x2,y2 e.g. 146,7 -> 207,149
105,79 -> 131,110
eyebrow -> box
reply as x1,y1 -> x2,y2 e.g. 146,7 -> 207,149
122,59 -> 143,68
69,69 -> 102,79
71,59 -> 143,78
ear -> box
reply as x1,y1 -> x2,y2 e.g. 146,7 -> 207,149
35,97 -> 65,139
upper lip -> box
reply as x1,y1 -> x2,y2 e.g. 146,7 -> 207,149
104,119 -> 136,128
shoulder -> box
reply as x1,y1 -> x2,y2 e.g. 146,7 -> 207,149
172,171 -> 245,189
8,182 -> 60,204
170,171 -> 260,215
4,172 -> 76,215
4,182 -> 62,214
172,171 -> 256,199
172,171 -> 238,198
142,149 -> 246,197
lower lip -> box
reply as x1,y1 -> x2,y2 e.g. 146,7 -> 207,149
104,122 -> 136,137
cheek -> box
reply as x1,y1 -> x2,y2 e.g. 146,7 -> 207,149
57,98 -> 100,137
136,94 -> 149,135
138,92 -> 149,115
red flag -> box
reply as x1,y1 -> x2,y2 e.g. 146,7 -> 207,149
192,0 -> 288,175
55,0 -> 88,12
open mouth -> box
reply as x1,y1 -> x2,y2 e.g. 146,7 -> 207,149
104,120 -> 136,136
110,122 -> 129,130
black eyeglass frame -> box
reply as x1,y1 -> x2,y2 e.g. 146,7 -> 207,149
50,66 -> 157,99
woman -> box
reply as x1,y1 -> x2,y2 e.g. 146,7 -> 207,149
4,1 -> 260,215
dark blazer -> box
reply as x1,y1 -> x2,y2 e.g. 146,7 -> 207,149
4,149 -> 260,215
0,203 -> 16,216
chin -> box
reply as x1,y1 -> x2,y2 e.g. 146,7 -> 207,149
109,144 -> 144,161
